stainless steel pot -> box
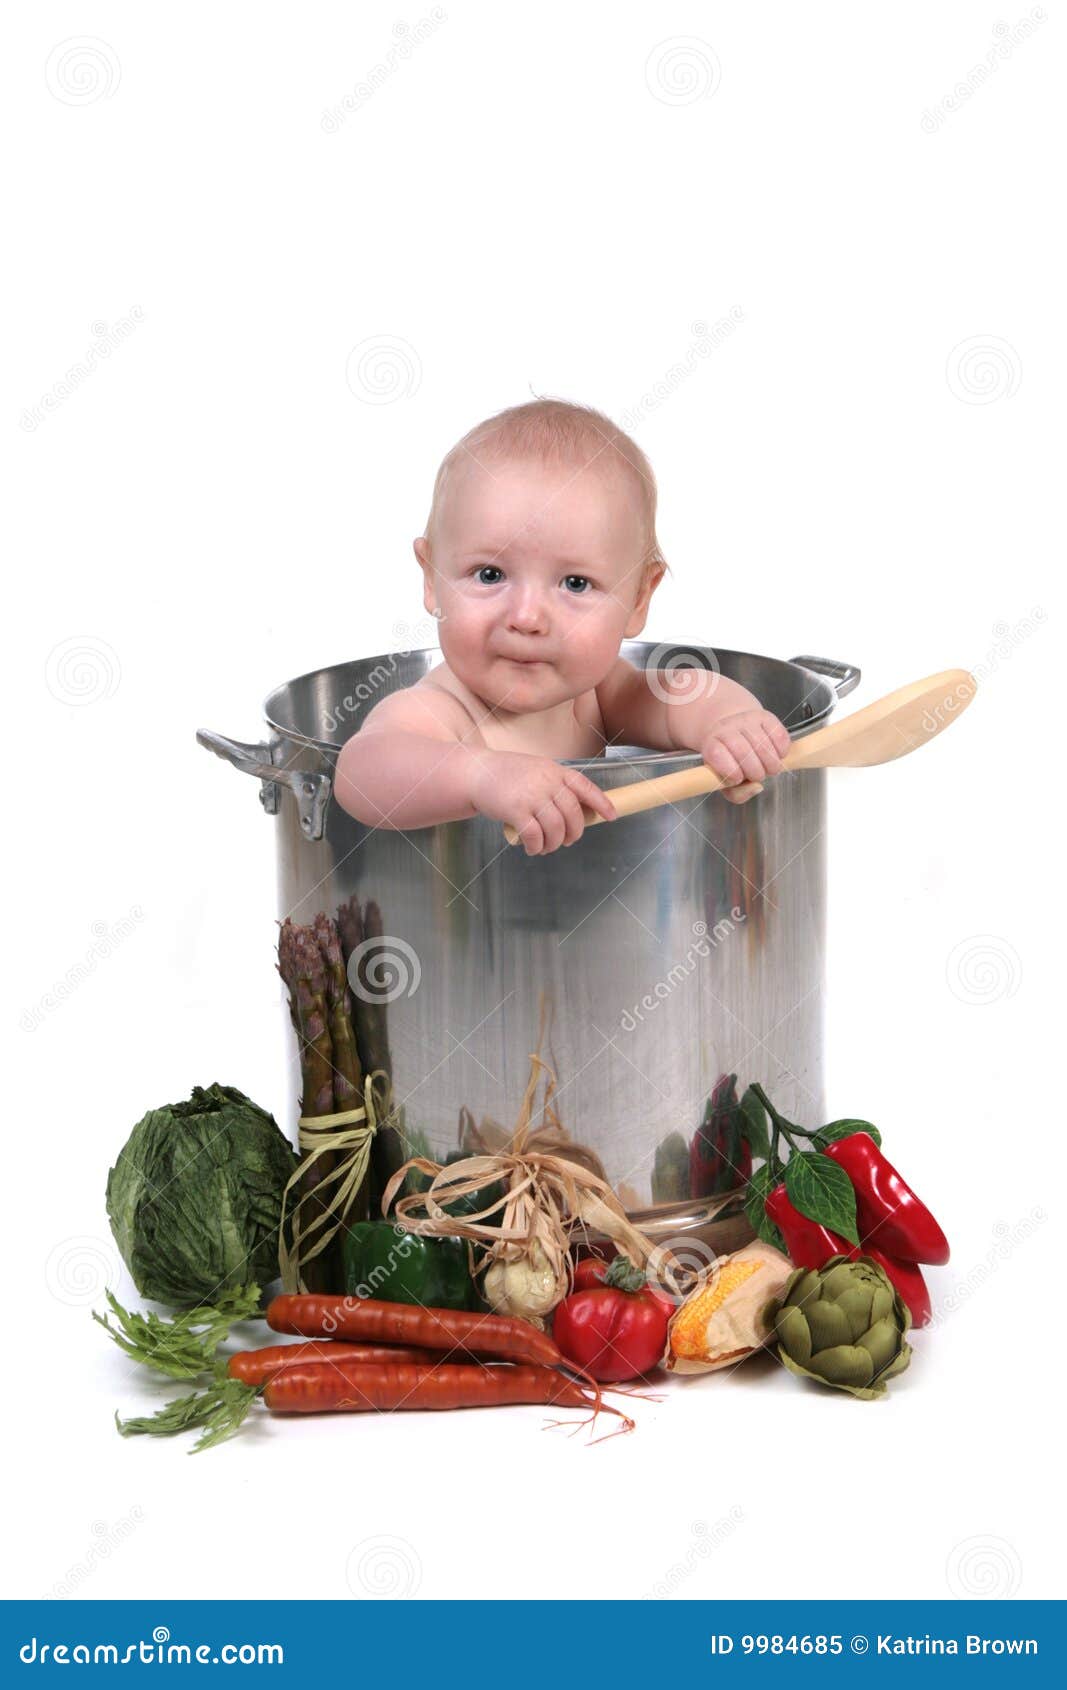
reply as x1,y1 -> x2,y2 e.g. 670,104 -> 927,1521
198,644 -> 858,1217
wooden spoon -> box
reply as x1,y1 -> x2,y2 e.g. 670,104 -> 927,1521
503,668 -> 976,844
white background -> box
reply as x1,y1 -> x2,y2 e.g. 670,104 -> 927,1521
4,1 -> 1062,1603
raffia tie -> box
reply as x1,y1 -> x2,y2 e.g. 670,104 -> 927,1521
278,1068 -> 389,1293
382,1053 -> 680,1296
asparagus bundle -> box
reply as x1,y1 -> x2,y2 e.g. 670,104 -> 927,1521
311,913 -> 371,1229
312,912 -> 364,1115
336,894 -> 394,1085
278,920 -> 335,1119
277,916 -> 369,1288
336,893 -> 405,1210
276,921 -> 334,1289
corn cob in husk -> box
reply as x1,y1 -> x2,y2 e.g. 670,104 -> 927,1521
662,1240 -> 793,1373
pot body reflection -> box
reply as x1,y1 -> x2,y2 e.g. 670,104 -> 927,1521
207,644 -> 858,1216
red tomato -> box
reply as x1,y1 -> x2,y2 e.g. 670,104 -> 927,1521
571,1256 -> 614,1292
554,1257 -> 672,1382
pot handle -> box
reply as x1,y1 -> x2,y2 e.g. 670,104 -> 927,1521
788,655 -> 861,699
195,728 -> 332,841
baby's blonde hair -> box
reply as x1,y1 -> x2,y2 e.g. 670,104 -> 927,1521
423,397 -> 669,596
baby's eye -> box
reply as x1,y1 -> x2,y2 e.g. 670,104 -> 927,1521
475,566 -> 503,585
563,574 -> 591,595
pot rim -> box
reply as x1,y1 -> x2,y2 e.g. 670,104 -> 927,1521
261,644 -> 837,761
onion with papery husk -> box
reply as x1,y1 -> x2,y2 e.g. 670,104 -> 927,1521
381,1051 -> 684,1328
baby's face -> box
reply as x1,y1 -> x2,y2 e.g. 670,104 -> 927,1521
416,454 -> 659,716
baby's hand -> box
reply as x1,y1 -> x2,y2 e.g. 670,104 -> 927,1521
470,750 -> 617,854
701,709 -> 791,805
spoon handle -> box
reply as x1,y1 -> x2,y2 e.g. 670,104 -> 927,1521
502,667 -> 975,846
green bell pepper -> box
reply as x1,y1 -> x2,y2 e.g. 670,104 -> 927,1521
341,1220 -> 477,1310
440,1150 -> 508,1223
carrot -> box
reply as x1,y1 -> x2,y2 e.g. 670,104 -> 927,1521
263,1359 -> 634,1436
265,1294 -> 563,1369
227,1341 -> 445,1386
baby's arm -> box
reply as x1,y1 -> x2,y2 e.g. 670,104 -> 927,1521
596,658 -> 790,801
335,689 -> 485,829
336,686 -> 617,849
596,658 -> 763,751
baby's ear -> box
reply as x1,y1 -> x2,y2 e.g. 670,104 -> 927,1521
414,537 -> 436,615
623,568 -> 664,637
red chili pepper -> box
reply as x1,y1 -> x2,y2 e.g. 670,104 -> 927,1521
765,1184 -> 858,1270
552,1256 -> 673,1383
861,1245 -> 932,1329
821,1134 -> 950,1265
689,1073 -> 753,1197
763,1185 -> 932,1326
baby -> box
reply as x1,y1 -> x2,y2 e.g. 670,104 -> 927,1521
335,399 -> 791,855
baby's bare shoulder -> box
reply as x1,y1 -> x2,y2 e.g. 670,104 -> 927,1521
358,674 -> 482,745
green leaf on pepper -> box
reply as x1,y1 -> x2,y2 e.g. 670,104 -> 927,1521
810,1118 -> 882,1151
739,1085 -> 771,1161
783,1151 -> 860,1245
743,1162 -> 787,1253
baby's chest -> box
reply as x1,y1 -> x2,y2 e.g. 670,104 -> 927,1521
482,691 -> 607,759
421,669 -> 607,759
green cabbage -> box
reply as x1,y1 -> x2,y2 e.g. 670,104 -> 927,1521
106,1082 -> 298,1308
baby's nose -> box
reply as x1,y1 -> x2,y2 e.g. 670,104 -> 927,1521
506,589 -> 549,632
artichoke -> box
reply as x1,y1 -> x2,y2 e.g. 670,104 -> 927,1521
768,1254 -> 912,1399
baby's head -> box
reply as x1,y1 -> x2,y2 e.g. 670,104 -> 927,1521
414,398 -> 668,715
